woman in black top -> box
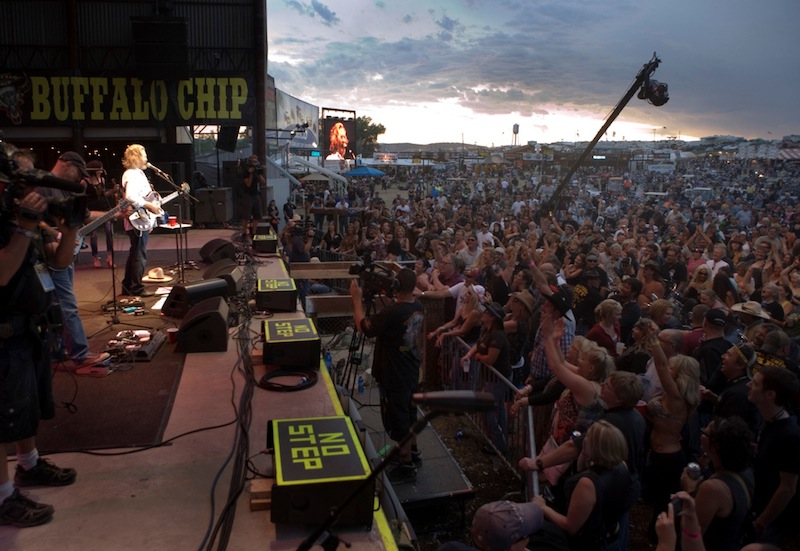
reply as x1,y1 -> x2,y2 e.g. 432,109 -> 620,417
680,416 -> 754,551
463,301 -> 510,454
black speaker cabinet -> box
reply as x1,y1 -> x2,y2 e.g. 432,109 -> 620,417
195,188 -> 233,224
162,278 -> 229,318
216,126 -> 239,153
206,265 -> 243,296
203,258 -> 237,279
177,296 -> 229,353
199,238 -> 236,264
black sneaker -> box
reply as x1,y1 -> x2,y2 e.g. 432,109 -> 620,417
15,458 -> 77,488
411,449 -> 423,467
387,462 -> 417,484
0,489 -> 54,527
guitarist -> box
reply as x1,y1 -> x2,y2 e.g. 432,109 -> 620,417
120,144 -> 162,298
84,159 -> 118,268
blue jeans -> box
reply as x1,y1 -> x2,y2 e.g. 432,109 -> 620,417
49,264 -> 89,362
483,379 -> 509,453
122,229 -> 149,295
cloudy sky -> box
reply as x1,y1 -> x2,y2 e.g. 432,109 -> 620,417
267,0 -> 799,146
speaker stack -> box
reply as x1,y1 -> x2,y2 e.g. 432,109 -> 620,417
161,278 -> 229,318
177,296 -> 229,353
203,259 -> 243,296
199,238 -> 236,264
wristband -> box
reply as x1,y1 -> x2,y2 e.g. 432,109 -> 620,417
535,458 -> 544,470
15,226 -> 38,240
681,528 -> 701,539
650,337 -> 660,346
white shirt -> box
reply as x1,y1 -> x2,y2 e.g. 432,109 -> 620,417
122,168 -> 153,232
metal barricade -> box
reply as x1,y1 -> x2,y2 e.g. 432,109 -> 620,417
437,335 -> 537,493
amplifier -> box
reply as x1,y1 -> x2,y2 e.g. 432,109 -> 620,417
256,278 -> 297,312
268,416 -> 374,527
262,318 -> 320,367
252,233 -> 278,253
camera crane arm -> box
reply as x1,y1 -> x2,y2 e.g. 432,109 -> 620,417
543,53 -> 667,217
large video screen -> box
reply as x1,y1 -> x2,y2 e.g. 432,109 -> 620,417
321,117 -> 356,161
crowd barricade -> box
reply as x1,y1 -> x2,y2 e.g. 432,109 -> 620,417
439,335 -> 537,496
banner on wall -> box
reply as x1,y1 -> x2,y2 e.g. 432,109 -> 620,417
0,72 -> 257,126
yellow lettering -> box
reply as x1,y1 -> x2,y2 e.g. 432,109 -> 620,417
30,76 -> 50,120
130,78 -> 149,120
194,78 -> 216,118
288,433 -> 317,444
89,78 -> 108,120
51,77 -> 69,121
151,81 -> 168,120
71,77 -> 89,121
229,78 -> 247,118
291,447 -> 319,459
318,432 -> 345,444
288,424 -> 313,436
216,77 -> 229,118
177,79 -> 193,119
320,445 -> 349,456
296,457 -> 323,470
109,77 -> 130,120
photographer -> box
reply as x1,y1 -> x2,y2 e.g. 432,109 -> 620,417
239,155 -> 264,240
1,154 -> 81,526
349,268 -> 424,484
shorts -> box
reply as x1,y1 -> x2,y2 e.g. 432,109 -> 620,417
241,193 -> 262,221
379,384 -> 417,442
0,335 -> 53,443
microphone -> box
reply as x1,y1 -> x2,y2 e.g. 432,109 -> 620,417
16,168 -> 84,194
146,162 -> 168,177
412,390 -> 496,413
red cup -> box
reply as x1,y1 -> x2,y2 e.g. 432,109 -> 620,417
168,216 -> 177,227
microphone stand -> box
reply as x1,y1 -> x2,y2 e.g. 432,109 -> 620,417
149,164 -> 199,281
296,390 -> 495,551
296,409 -> 442,551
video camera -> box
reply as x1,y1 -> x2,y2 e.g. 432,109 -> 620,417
349,254 -> 399,297
0,139 -> 87,228
238,156 -> 263,175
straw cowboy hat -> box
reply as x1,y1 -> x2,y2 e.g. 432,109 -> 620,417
730,301 -> 771,320
142,267 -> 173,283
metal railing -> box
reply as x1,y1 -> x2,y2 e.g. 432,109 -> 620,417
438,335 -> 537,496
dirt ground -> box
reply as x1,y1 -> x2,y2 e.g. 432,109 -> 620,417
416,415 -> 661,551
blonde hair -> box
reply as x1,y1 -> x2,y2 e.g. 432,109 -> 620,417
583,344 -> 616,382
584,420 -> 628,468
122,144 -> 147,170
594,299 -> 622,322
670,354 -> 701,415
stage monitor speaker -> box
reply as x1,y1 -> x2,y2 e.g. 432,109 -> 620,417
199,238 -> 236,264
177,296 -> 229,353
204,264 -> 243,296
203,258 -> 237,280
217,126 -> 239,152
162,278 -> 229,318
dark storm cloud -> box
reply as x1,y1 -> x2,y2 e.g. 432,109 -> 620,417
272,0 -> 800,139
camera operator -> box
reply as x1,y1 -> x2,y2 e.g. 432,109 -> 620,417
238,155 -> 264,240
0,161 -> 81,526
37,152 -> 111,370
349,268 -> 425,484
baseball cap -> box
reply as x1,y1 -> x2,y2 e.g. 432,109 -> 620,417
704,308 -> 727,328
583,268 -> 601,279
86,159 -> 105,174
471,500 -> 544,551
59,151 -> 90,179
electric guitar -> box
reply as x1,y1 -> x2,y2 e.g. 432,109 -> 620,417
39,199 -> 133,257
128,183 -> 190,233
